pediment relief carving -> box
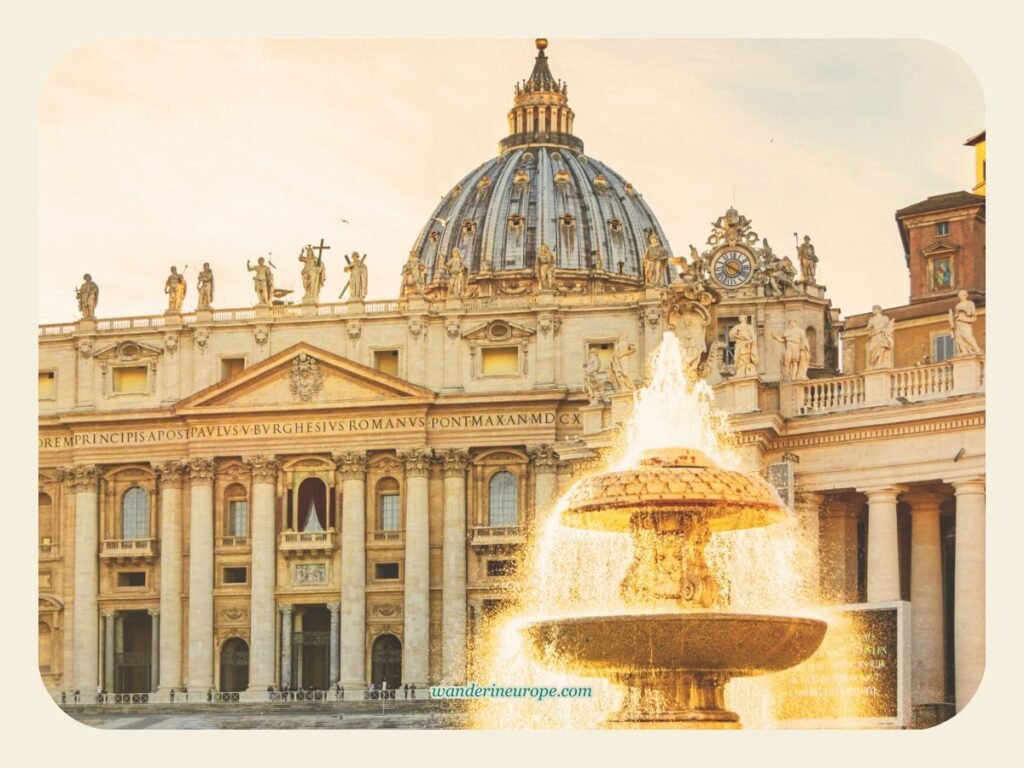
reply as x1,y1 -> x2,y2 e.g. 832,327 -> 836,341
93,340 -> 164,363
461,319 -> 536,342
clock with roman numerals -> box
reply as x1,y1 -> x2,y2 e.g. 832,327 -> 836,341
711,249 -> 754,288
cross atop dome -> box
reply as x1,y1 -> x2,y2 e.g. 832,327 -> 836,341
501,39 -> 581,154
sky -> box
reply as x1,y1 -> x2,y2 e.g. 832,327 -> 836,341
37,38 -> 984,323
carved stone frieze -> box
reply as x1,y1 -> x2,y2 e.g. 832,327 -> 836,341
289,353 -> 324,402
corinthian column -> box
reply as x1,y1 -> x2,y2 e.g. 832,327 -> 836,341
793,491 -> 824,605
328,602 -> 340,687
952,477 -> 985,711
156,461 -> 186,691
186,458 -> 215,690
333,451 -> 367,690
64,465 -> 100,692
400,448 -> 432,686
904,489 -> 947,712
863,487 -> 901,603
440,449 -> 469,682
245,455 -> 280,690
528,445 -> 559,519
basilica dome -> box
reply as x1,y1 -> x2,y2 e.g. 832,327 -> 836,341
408,40 -> 672,291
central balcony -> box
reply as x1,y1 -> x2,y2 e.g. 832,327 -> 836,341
278,530 -> 337,558
470,525 -> 526,548
100,538 -> 158,562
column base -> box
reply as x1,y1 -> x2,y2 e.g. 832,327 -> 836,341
912,702 -> 955,729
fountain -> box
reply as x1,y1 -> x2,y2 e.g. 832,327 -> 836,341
516,324 -> 828,728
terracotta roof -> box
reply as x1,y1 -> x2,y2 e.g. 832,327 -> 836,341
896,191 -> 985,219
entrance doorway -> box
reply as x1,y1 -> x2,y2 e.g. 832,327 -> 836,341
219,637 -> 249,692
115,610 -> 152,693
371,634 -> 402,690
293,606 -> 330,690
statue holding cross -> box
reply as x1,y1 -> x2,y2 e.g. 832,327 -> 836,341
299,238 -> 329,303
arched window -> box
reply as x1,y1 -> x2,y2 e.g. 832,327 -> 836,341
377,478 -> 400,531
122,487 -> 150,539
38,492 -> 54,544
223,483 -> 248,538
488,471 -> 518,527
297,477 -> 327,532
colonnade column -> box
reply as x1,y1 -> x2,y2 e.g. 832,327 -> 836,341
793,491 -> 824,604
148,609 -> 160,692
334,451 -> 368,690
905,490 -> 947,711
328,602 -> 340,687
279,605 -> 293,691
401,448 -> 432,686
440,449 -> 469,682
156,461 -> 185,691
818,498 -> 861,603
952,477 -> 985,711
65,465 -> 100,692
103,611 -> 116,693
185,458 -> 215,690
246,455 -> 280,690
528,445 -> 559,520
864,487 -> 901,603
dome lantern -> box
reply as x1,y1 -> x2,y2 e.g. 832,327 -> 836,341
500,39 -> 581,155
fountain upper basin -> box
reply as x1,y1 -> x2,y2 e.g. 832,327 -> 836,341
523,613 -> 827,677
560,448 -> 788,533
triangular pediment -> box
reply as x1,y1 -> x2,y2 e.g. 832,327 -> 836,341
176,343 -> 433,412
921,239 -> 960,257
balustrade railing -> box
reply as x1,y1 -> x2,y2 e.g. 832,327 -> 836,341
369,530 -> 404,543
890,362 -> 954,400
796,376 -> 866,414
279,530 -> 337,549
216,535 -> 250,548
100,538 -> 158,558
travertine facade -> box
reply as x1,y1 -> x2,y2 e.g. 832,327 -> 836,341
37,40 -> 984,728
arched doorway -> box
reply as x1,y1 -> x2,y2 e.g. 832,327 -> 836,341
371,634 -> 402,690
293,606 -> 330,690
296,477 -> 327,532
219,638 -> 249,692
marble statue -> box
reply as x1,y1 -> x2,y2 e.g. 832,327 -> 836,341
609,339 -> 637,391
298,244 -> 326,302
247,256 -> 275,305
729,315 -> 759,378
536,243 -> 556,291
344,252 -> 368,300
643,232 -> 670,286
772,320 -> 811,380
76,273 -> 99,320
447,248 -> 467,298
583,349 -> 606,405
196,263 -> 214,310
165,266 -> 187,311
797,235 -> 818,285
866,305 -> 895,369
401,250 -> 427,296
949,290 -> 983,356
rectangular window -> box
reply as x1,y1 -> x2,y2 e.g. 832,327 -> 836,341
223,567 -> 248,585
112,366 -> 148,394
38,371 -> 56,400
933,334 -> 955,363
587,342 -> 614,370
375,562 -> 400,580
935,221 -> 950,236
481,346 -> 519,375
374,350 -> 400,376
379,494 -> 401,531
116,571 -> 146,588
487,559 -> 517,577
221,357 -> 246,381
227,500 -> 248,536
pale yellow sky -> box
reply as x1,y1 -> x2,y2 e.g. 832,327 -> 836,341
37,39 -> 983,322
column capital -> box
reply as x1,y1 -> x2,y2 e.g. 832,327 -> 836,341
186,457 -> 216,485
332,450 -> 368,480
280,604 -> 294,617
951,477 -> 986,496
861,485 -> 906,504
399,447 -> 433,477
148,607 -> 161,617
900,488 -> 950,511
156,460 -> 187,488
102,609 -> 118,619
527,444 -> 560,473
59,464 -> 100,493
327,602 -> 340,615
439,448 -> 470,478
244,455 -> 280,483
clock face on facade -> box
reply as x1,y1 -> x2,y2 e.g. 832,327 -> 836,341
712,249 -> 754,288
